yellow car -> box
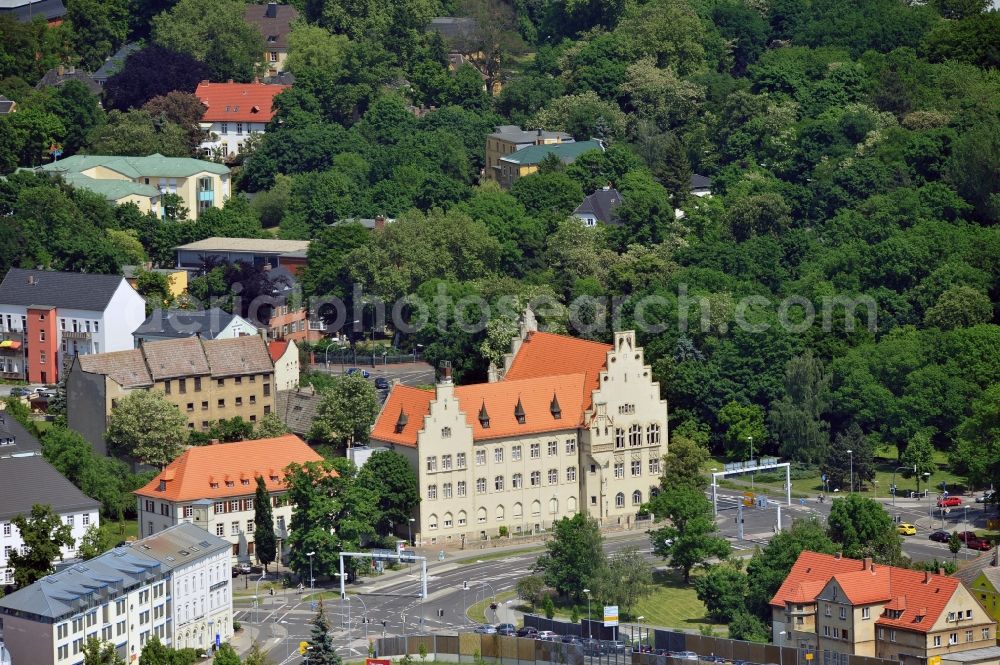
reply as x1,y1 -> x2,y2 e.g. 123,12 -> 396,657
897,523 -> 917,536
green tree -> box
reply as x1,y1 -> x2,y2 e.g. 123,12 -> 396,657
212,644 -> 242,665
728,609 -> 770,643
312,372 -> 382,448
254,476 -> 277,572
48,80 -> 106,155
78,523 -> 112,560
243,644 -> 273,665
535,513 -> 604,600
924,286 -> 993,330
900,431 -> 936,495
1,106 -> 65,168
951,385 -> 1000,489
8,504 -> 75,587
105,390 -> 188,467
822,424 -> 875,493
827,494 -> 903,564
253,414 -> 289,439
66,0 -> 129,71
542,594 -> 555,619
285,23 -> 350,76
949,532 -> 961,560
717,401 -> 767,460
143,91 -> 208,151
769,352 -> 831,464
82,637 -> 126,665
306,600 -> 341,665
152,0 -> 265,82
694,561 -> 748,623
356,450 -> 420,538
590,548 -> 653,618
649,485 -> 730,582
945,121 -> 1000,222
86,110 -> 191,158
660,434 -> 708,491
531,91 -> 626,140
516,575 -> 545,609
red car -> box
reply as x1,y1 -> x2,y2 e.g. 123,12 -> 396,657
967,537 -> 993,551
938,496 -> 962,507
957,531 -> 979,543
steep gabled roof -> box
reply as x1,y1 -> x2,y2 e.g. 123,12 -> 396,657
371,385 -> 434,447
0,455 -> 100,521
133,308 -> 249,341
770,551 -> 868,608
503,331 -> 611,409
134,435 -> 326,501
195,80 -> 289,124
0,268 -> 128,311
574,187 -> 623,225
243,2 -> 298,49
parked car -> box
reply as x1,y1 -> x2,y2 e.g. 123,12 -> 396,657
938,496 -> 963,508
346,368 -> 371,378
602,640 -> 627,654
8,387 -> 28,397
976,491 -> 995,503
968,537 -> 993,551
673,651 -> 700,661
475,625 -> 497,634
897,523 -> 917,536
496,623 -> 516,636
374,377 -> 390,390
232,563 -> 251,575
583,639 -> 602,655
536,630 -> 558,641
516,626 -> 538,638
929,530 -> 950,542
957,531 -> 979,543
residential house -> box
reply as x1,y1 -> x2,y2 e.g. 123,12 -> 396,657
370,309 -> 668,545
573,186 -> 623,227
273,385 -> 321,438
497,139 -> 603,189
195,80 -> 289,159
243,2 -> 298,76
771,551 -> 996,665
35,65 -> 101,94
264,266 -> 325,344
0,96 -> 16,115
134,436 -> 326,563
690,173 -> 713,197
122,265 -> 188,300
959,553 -> 1000,625
426,17 -> 503,94
91,43 -> 140,87
37,154 -> 231,220
0,415 -> 101,587
66,335 -> 275,453
484,125 -> 573,184
0,0 -> 66,26
132,308 -> 258,346
269,339 -> 299,391
0,523 -> 232,665
0,268 -> 146,384
50,170 -> 163,214
174,237 -> 309,275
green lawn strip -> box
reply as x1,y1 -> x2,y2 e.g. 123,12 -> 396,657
631,570 -> 728,636
453,547 -> 544,565
466,590 -> 519,624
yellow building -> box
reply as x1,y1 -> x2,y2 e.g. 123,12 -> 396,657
123,265 -> 188,299
66,335 -> 275,454
968,568 -> 1000,624
38,154 -> 231,220
496,139 -> 605,189
484,125 -> 574,184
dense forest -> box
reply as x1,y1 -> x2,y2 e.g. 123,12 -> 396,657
0,0 -> 998,484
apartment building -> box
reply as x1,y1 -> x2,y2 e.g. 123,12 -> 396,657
195,80 -> 289,159
132,308 -> 258,346
370,310 -> 668,545
268,340 -> 300,391
484,125 -> 573,184
0,268 -> 146,384
0,415 -> 101,586
771,551 -> 996,665
243,2 -> 298,76
66,336 -> 275,454
134,436 -> 325,563
175,237 -> 309,275
0,523 -> 232,665
37,154 -> 231,220
497,140 -> 604,189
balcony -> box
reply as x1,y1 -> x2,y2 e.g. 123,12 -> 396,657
62,330 -> 92,340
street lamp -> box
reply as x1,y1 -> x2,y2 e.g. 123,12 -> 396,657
778,631 -> 786,665
891,465 -> 916,507
407,518 -> 415,547
637,616 -> 645,649
253,573 -> 267,644
847,449 -> 853,493
748,436 -> 754,490
583,588 -> 592,639
307,551 -> 315,590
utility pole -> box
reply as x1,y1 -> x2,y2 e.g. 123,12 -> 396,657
737,502 -> 744,541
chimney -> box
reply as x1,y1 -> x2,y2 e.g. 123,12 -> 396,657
227,79 -> 234,84
863,557 -> 873,571
938,568 -> 945,576
374,215 -> 386,231
835,552 -> 842,559
440,362 -> 452,384
27,275 -> 36,285
209,438 -> 220,445
57,64 -> 64,76
924,570 -> 932,584
265,2 -> 278,18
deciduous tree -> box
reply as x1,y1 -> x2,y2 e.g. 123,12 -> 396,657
770,352 -> 831,464
312,373 -> 381,448
649,485 -> 729,582
82,637 -> 126,665
356,450 -> 420,538
9,504 -> 75,587
535,514 -> 604,600
827,494 -> 903,565
105,390 -> 188,467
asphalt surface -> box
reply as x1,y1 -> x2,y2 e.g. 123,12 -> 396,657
237,491 -> 994,663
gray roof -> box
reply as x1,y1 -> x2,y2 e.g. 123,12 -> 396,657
0,455 -> 100,521
244,3 -> 299,50
0,268 -> 126,312
92,42 -> 141,82
0,413 -> 43,458
133,307 -> 249,341
573,187 -> 623,225
0,0 -> 65,22
690,173 -> 712,190
275,386 -> 321,436
489,124 -> 573,145
953,548 -> 999,587
35,67 -> 101,94
0,96 -> 15,114
941,646 -> 1000,663
427,16 -> 478,43
0,524 -> 228,621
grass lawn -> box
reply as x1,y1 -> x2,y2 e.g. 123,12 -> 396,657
454,547 -> 544,565
631,570 -> 727,635
467,590 -> 519,624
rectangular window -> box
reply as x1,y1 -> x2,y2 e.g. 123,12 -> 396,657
530,443 -> 540,458
221,122 -> 228,135
512,445 -> 522,461
40,351 -> 46,364
862,607 -> 870,619
565,439 -> 576,454
235,396 -> 243,406
614,463 -> 624,479
231,521 -> 239,535
494,447 -> 504,463
179,378 -> 186,393
548,469 -> 557,484
230,499 -> 239,511
457,453 -> 466,468
428,485 -> 437,499
194,377 -> 201,391
567,466 -> 577,481
530,471 -> 540,486
426,456 -> 437,472
247,520 -> 254,533
476,478 -> 486,493
442,455 -> 452,470
548,441 -> 557,456
163,379 -> 170,394
218,398 -> 225,408
202,401 -> 209,410
840,607 -> 847,620
236,123 -> 243,135
457,481 -> 466,497
891,630 -> 897,643
216,523 -> 224,536
631,460 -> 641,476
476,450 -> 486,465
649,458 -> 661,475
983,629 -> 990,640
443,483 -> 452,498
966,630 -> 974,642
187,402 -> 194,412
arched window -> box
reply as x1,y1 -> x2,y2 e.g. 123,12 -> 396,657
549,497 -> 559,514
428,514 -> 438,530
632,490 -> 642,506
568,496 -> 578,512
496,505 -> 505,521
531,500 -> 541,516
650,487 -> 660,498
513,502 -> 523,518
477,507 -> 487,523
457,510 -> 467,526
615,492 -> 625,508
443,512 -> 453,528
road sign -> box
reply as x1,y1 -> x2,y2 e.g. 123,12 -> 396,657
300,641 -> 309,655
929,657 -> 941,665
603,605 -> 619,627
743,492 -> 755,507
805,653 -> 814,661
215,633 -> 220,647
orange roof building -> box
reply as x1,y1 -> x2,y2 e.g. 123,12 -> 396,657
370,309 -> 668,545
135,435 -> 325,563
195,80 -> 289,160
772,551 -> 995,665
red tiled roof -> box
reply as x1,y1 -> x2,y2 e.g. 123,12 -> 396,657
371,385 -> 434,448
135,435 -> 326,501
771,551 -> 966,633
503,331 -> 611,409
268,340 -> 289,363
195,81 -> 289,123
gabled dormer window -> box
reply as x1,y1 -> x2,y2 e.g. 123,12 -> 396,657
241,479 -> 249,486
226,481 -> 235,488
